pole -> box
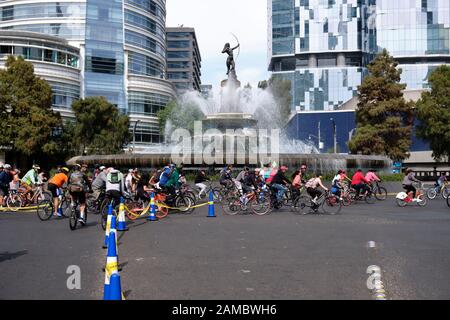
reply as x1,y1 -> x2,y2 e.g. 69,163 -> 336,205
334,122 -> 337,154
318,121 -> 321,151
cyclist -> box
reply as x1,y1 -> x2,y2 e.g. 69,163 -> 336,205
299,164 -> 309,184
219,165 -> 234,189
9,168 -> 21,192
48,167 -> 69,217
0,164 -> 12,207
402,168 -> 421,199
366,169 -> 381,184
105,168 -> 128,204
159,164 -> 173,190
305,172 -> 329,205
68,164 -> 91,225
435,172 -> 448,193
91,166 -> 108,202
149,169 -> 162,189
270,166 -> 290,203
195,170 -> 210,199
164,164 -> 180,196
21,164 -> 40,201
136,172 -> 152,202
125,169 -> 134,195
351,169 -> 370,198
235,167 -> 249,195
331,170 -> 344,198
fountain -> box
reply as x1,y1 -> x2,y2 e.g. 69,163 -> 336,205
67,37 -> 392,173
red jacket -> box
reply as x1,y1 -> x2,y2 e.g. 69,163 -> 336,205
351,172 -> 368,185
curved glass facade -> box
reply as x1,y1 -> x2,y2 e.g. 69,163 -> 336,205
0,0 -> 175,145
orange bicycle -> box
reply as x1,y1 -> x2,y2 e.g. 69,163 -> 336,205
125,193 -> 169,220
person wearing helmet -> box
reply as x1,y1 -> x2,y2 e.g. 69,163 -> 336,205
0,164 -> 13,207
21,164 -> 40,200
270,166 -> 291,204
48,167 -> 70,217
68,164 -> 91,225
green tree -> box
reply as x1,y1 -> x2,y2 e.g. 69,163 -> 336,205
416,65 -> 450,162
0,56 -> 62,158
70,97 -> 130,155
349,49 -> 415,161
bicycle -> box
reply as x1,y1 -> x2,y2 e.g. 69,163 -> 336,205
125,192 -> 169,220
347,185 -> 376,205
19,183 -> 52,207
426,181 -> 449,200
86,189 -> 106,215
221,188 -> 271,216
371,181 -> 388,201
36,187 -> 70,221
69,197 -> 87,231
396,183 -> 427,207
293,190 -> 342,215
194,181 -> 222,202
1,189 -> 23,212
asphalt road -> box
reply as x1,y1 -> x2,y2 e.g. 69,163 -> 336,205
1,196 -> 449,300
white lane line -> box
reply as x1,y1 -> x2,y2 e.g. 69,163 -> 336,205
366,241 -> 388,300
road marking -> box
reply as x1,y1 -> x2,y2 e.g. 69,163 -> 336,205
366,242 -> 388,300
368,241 -> 376,248
240,270 -> 251,274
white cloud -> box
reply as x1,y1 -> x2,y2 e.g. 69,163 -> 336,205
166,0 -> 270,89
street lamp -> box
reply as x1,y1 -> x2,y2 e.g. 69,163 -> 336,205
308,134 -> 324,151
330,118 -> 337,154
132,120 -> 141,154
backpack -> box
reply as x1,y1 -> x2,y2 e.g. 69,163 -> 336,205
108,171 -> 121,184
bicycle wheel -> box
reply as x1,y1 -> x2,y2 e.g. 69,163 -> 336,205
417,194 -> 427,207
442,187 -> 450,199
156,203 -> 169,219
6,194 -> 22,211
221,196 -> 241,215
37,200 -> 53,221
427,188 -> 437,200
396,197 -> 407,207
322,195 -> 342,215
69,208 -> 78,231
175,195 -> 194,214
375,187 -> 388,201
341,194 -> 352,206
365,192 -> 376,205
125,201 -> 144,220
60,197 -> 71,218
251,195 -> 271,216
292,196 -> 312,215
447,195 -> 450,208
100,204 -> 110,231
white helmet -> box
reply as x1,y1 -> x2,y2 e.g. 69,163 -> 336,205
4,164 -> 12,170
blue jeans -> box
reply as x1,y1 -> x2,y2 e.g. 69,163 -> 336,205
272,184 -> 287,202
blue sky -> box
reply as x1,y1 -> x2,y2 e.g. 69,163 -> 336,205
166,0 -> 270,90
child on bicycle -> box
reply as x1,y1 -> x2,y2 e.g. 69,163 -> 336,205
305,172 -> 328,205
435,172 -> 448,192
195,170 -> 210,200
331,170 -> 344,198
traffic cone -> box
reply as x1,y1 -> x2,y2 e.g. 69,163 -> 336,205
146,192 -> 158,221
109,273 -> 123,300
208,191 -> 216,218
117,197 -> 129,231
102,204 -> 113,249
103,231 -> 118,300
110,215 -> 118,255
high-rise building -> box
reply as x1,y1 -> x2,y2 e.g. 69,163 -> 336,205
268,0 -> 450,111
0,0 -> 176,145
166,27 -> 202,93
269,0 -> 450,165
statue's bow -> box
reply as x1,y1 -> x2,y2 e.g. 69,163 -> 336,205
231,32 -> 240,60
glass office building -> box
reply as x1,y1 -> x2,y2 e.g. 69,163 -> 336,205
268,0 -> 450,111
0,0 -> 176,145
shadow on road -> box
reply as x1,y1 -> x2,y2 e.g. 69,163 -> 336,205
0,250 -> 28,263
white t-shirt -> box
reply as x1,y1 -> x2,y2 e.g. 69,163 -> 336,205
125,173 -> 133,192
305,178 -> 320,189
